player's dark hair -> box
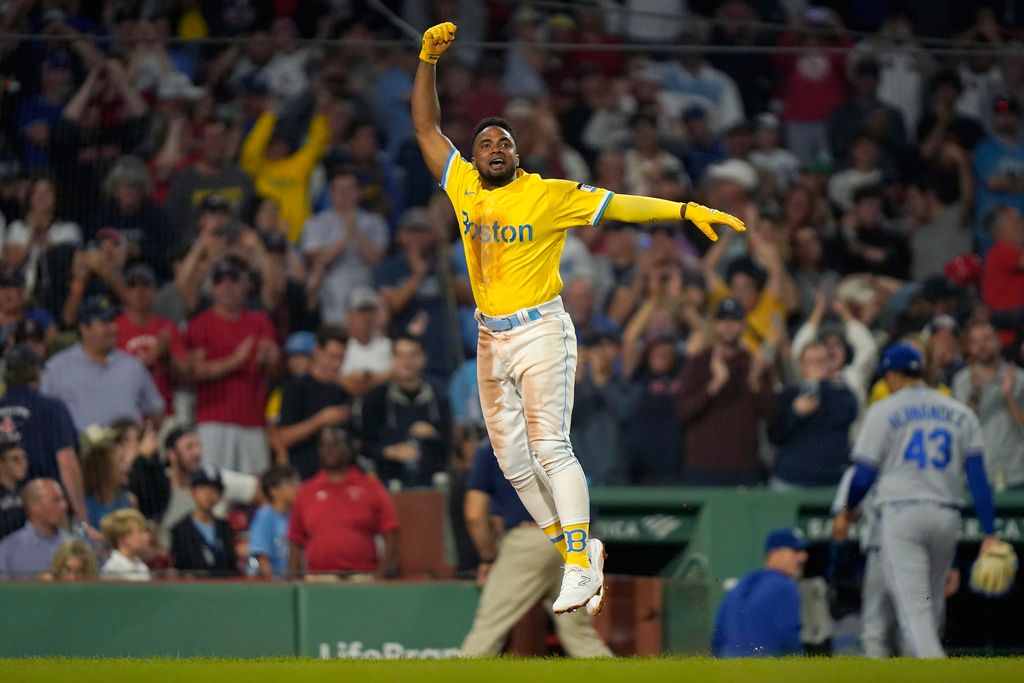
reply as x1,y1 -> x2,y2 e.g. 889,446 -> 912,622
316,324 -> 348,348
471,117 -> 516,148
260,465 -> 298,499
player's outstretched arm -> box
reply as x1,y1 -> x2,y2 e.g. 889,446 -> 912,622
601,194 -> 746,242
412,22 -> 458,181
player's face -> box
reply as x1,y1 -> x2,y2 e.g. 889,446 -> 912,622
472,126 -> 518,186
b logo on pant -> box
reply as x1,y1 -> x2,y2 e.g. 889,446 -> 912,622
565,529 -> 588,553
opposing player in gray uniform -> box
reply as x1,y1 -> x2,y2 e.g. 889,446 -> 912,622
836,343 -> 998,659
832,467 -> 897,657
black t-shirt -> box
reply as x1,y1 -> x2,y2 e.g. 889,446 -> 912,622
0,483 -> 24,541
916,112 -> 985,153
278,374 -> 351,480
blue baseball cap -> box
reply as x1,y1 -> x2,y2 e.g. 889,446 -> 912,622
76,296 -> 118,325
764,528 -> 808,553
284,331 -> 316,357
880,342 -> 924,376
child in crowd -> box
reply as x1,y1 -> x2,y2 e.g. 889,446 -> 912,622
99,508 -> 152,581
248,465 -> 299,579
170,467 -> 238,577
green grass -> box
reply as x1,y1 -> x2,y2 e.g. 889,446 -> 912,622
3,657 -> 1024,683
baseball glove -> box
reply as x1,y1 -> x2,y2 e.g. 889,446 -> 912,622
969,540 -> 1019,597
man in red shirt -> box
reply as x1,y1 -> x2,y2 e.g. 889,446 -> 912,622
287,426 -> 398,577
186,257 -> 280,474
115,264 -> 187,416
981,206 -> 1024,346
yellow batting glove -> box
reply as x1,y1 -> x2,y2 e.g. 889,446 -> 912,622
684,202 -> 746,242
420,22 -> 457,64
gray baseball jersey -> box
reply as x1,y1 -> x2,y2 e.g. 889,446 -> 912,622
852,386 -> 984,507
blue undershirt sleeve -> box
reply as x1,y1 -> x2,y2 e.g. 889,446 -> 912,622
846,462 -> 878,510
966,454 -> 996,535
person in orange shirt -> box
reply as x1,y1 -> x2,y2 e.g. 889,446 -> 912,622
412,22 -> 746,616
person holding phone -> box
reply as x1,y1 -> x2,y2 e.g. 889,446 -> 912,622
768,340 -> 859,489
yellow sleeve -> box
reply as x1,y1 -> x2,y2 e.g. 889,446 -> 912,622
602,193 -> 683,224
290,113 -> 330,173
265,386 -> 282,424
543,179 -> 614,230
240,111 -> 277,176
440,148 -> 475,201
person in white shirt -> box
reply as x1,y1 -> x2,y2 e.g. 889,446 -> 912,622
339,287 -> 392,397
749,113 -> 801,190
3,176 -> 81,300
99,509 -> 151,581
156,425 -> 259,548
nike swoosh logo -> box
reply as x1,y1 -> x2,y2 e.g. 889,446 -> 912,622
465,190 -> 475,195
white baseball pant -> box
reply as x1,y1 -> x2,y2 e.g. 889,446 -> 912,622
475,297 -> 590,528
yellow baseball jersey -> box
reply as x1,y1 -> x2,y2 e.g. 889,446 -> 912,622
441,149 -> 613,317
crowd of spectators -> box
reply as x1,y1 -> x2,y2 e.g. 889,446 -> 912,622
0,0 -> 1021,580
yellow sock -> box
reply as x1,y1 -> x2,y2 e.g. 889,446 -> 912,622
542,522 -> 567,561
563,523 -> 590,568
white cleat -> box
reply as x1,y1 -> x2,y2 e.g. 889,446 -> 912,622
552,563 -> 600,615
585,538 -> 607,616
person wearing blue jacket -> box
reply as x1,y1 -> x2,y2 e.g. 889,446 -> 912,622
711,528 -> 808,658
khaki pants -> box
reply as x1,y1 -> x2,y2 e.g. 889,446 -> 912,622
460,525 -> 612,657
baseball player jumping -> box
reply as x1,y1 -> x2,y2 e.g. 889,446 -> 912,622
412,22 -> 745,614
836,343 -> 1000,658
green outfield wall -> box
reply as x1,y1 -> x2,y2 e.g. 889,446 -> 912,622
1,488 -> 1020,658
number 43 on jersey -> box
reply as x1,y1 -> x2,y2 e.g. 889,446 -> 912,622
903,428 -> 952,470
